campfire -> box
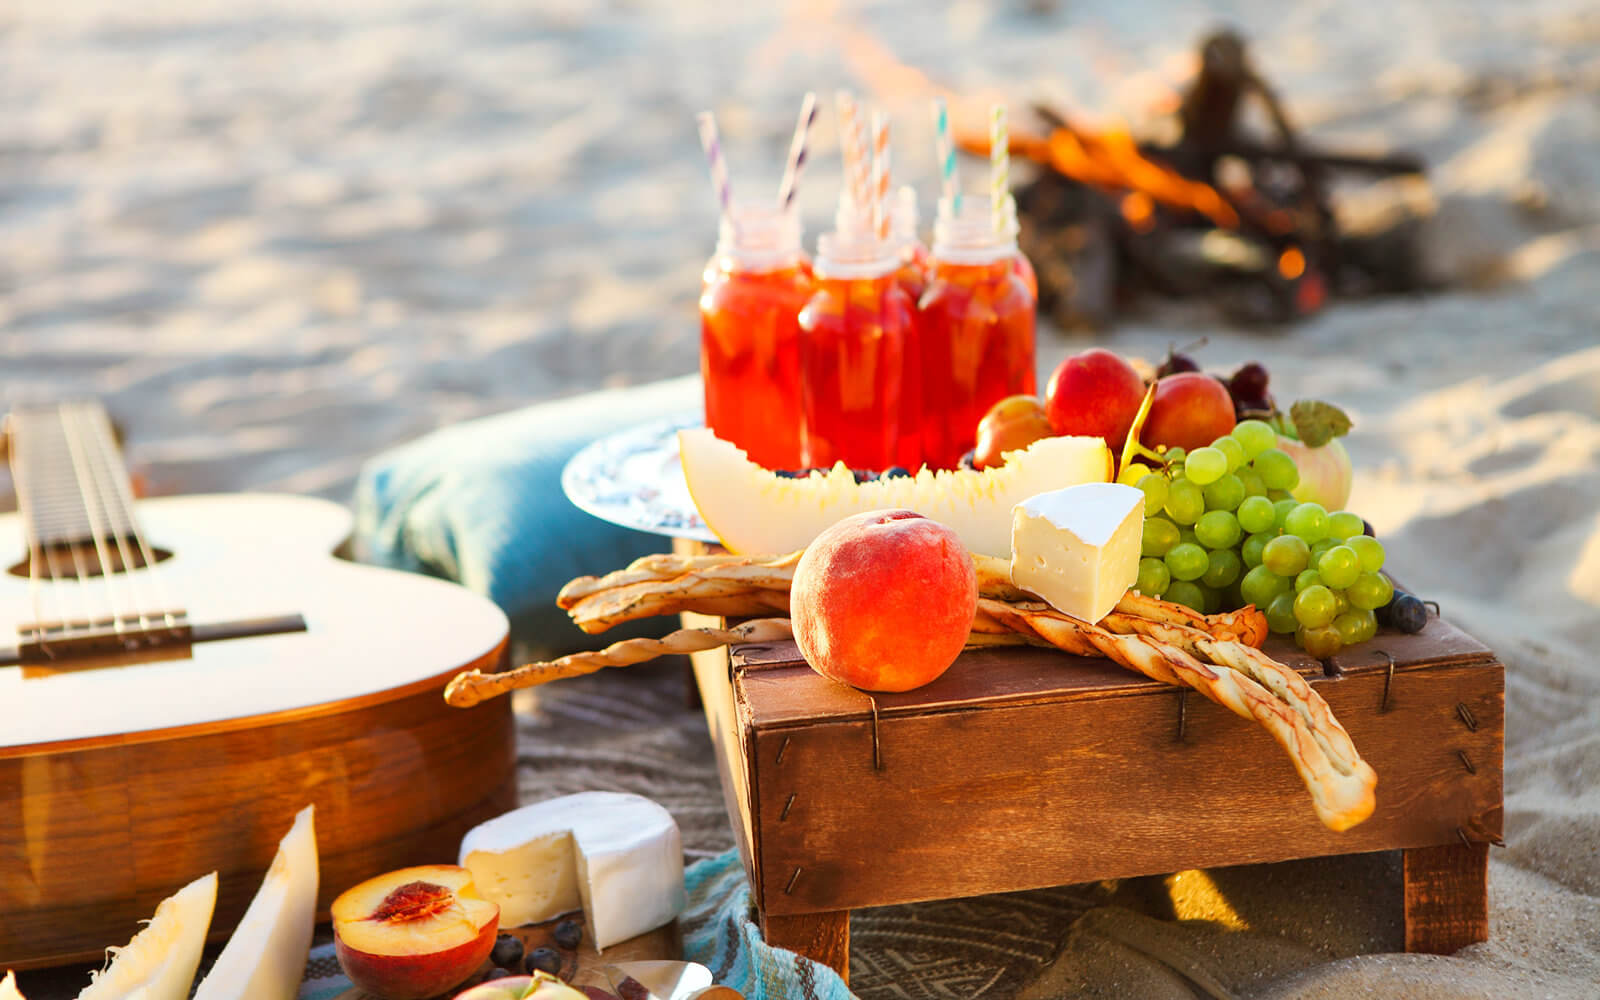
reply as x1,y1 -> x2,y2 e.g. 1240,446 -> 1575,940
955,30 -> 1431,329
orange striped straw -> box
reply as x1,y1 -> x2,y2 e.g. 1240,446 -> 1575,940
870,109 -> 891,241
835,90 -> 870,220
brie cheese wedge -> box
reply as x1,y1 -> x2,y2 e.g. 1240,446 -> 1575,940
1011,482 -> 1144,623
458,791 -> 686,949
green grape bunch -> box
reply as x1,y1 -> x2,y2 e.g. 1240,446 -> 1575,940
1119,418 -> 1390,659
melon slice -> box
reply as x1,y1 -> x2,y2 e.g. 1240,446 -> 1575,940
77,870 -> 217,1000
678,429 -> 1112,557
192,805 -> 318,1000
1,971 -> 26,1000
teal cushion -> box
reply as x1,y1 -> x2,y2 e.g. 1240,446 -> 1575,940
353,375 -> 701,652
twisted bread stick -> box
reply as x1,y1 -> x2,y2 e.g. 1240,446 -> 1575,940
443,618 -> 796,707
977,598 -> 1375,831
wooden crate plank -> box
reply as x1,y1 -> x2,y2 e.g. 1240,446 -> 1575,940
1329,617 -> 1494,675
1404,841 -> 1489,953
738,636 -> 1323,730
749,661 -> 1502,916
683,610 -> 763,908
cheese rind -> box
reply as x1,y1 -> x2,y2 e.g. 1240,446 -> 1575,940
458,792 -> 686,949
1010,483 -> 1145,624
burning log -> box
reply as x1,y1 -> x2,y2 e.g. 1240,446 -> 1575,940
966,28 -> 1431,329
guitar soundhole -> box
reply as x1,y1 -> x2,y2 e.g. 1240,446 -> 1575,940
7,540 -> 174,579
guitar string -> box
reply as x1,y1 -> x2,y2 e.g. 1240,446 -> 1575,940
7,411 -> 76,648
66,401 -> 157,633
58,401 -> 137,634
83,401 -> 178,629
44,409 -> 108,634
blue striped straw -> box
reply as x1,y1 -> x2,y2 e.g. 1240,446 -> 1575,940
933,97 -> 959,215
696,110 -> 732,222
777,91 -> 818,212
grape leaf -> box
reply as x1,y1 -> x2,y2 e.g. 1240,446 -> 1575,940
1290,400 -> 1352,447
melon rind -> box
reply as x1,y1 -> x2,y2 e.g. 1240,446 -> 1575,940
679,430 -> 1113,557
77,871 -> 218,1000
192,805 -> 318,1000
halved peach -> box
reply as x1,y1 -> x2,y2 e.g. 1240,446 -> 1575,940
332,864 -> 499,1000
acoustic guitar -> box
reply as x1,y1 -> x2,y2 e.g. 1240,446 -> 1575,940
1,401 -> 517,971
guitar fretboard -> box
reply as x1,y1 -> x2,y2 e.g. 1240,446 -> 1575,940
8,402 -> 145,549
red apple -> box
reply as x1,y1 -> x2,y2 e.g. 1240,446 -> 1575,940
792,509 -> 976,692
1044,349 -> 1148,453
333,865 -> 499,1000
1278,435 -> 1353,510
974,395 -> 1053,470
1140,373 -> 1236,452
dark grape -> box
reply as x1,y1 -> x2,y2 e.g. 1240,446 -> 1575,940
616,978 -> 652,1000
1362,519 -> 1376,537
1156,351 -> 1201,377
1229,362 -> 1270,402
1390,593 -> 1428,634
552,919 -> 583,950
490,934 -> 523,970
525,947 -> 563,976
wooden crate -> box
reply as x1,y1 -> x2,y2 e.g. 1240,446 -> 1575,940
681,571 -> 1503,983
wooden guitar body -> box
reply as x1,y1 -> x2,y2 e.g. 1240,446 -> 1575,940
1,493 -> 517,970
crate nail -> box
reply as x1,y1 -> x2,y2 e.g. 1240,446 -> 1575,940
1456,702 -> 1478,732
780,792 -> 796,821
1379,651 -> 1396,713
1176,689 -> 1189,743
1456,749 -> 1477,775
784,866 -> 802,894
776,736 -> 791,766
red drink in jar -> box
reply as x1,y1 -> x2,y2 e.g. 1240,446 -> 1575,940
700,203 -> 813,470
798,230 -> 913,471
917,196 -> 1037,469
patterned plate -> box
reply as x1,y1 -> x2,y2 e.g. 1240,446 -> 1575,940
561,412 -> 717,543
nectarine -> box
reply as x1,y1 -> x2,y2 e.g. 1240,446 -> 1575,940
332,865 -> 499,1000
974,395 -> 1053,470
1044,348 -> 1147,453
791,509 -> 976,693
1140,373 -> 1236,452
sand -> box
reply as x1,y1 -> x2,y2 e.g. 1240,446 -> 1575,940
3,0 -> 1597,997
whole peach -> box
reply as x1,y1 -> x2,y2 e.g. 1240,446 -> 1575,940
792,510 -> 976,693
1044,348 -> 1148,453
1140,372 -> 1236,452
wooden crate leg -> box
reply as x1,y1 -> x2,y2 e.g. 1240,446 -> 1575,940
1404,842 -> 1489,953
759,909 -> 850,983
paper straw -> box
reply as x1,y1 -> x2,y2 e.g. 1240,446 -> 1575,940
777,91 -> 818,212
871,109 -> 890,241
933,97 -> 959,216
696,110 -> 732,221
990,103 -> 1008,235
835,90 -> 871,219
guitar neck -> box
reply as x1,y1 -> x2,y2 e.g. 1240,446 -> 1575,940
6,401 -> 144,549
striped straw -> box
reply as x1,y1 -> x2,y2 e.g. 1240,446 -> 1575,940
933,97 -> 959,216
696,110 -> 732,222
870,110 -> 891,241
777,91 -> 818,212
990,103 -> 1008,235
835,90 -> 871,220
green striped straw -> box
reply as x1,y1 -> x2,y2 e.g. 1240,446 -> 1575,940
990,103 -> 1008,235
933,97 -> 959,216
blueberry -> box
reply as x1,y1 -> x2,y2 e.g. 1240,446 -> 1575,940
882,466 -> 910,479
490,934 -> 523,970
484,967 -> 514,981
525,946 -> 563,976
851,468 -> 877,483
959,449 -> 977,470
773,468 -> 801,478
552,918 -> 583,950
